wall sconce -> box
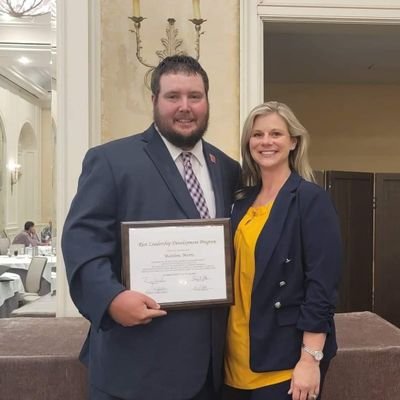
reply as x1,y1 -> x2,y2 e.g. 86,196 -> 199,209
129,0 -> 206,77
7,161 -> 22,194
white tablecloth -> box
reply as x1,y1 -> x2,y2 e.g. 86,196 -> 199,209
38,246 -> 53,256
0,255 -> 56,283
0,272 -> 24,307
25,246 -> 53,256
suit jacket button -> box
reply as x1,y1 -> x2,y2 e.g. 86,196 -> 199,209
279,281 -> 286,287
274,301 -> 282,309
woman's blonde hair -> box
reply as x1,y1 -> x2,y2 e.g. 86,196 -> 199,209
241,101 -> 314,186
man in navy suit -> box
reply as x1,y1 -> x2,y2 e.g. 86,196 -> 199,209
62,55 -> 241,400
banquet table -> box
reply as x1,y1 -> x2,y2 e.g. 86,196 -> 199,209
0,255 -> 56,294
0,272 -> 24,317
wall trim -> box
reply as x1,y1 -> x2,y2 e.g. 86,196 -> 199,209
240,0 -> 263,134
257,0 -> 400,9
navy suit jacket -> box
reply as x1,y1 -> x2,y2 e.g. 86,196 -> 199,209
231,173 -> 342,372
62,125 -> 241,400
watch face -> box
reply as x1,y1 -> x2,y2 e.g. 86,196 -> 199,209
302,344 -> 324,361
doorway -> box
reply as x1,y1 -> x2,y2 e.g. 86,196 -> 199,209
241,0 -> 400,326
240,0 -> 400,125
264,21 -> 400,173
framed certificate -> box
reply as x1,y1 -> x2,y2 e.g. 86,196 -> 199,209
121,218 -> 233,310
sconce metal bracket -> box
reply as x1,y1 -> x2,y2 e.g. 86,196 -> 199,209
129,15 -> 206,84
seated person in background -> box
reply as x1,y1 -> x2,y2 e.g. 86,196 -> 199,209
12,221 -> 42,247
41,221 -> 52,243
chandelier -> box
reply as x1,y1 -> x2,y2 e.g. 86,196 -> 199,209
0,0 -> 52,18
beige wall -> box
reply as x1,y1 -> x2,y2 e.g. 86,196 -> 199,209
101,0 -> 240,159
267,83 -> 400,173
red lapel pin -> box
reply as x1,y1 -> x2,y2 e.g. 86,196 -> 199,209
209,154 -> 216,164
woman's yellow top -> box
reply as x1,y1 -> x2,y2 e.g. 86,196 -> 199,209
224,203 -> 293,389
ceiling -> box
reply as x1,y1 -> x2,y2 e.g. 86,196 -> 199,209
0,13 -> 54,106
264,22 -> 400,84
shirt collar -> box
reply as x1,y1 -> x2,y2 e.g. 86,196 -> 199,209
155,124 -> 205,165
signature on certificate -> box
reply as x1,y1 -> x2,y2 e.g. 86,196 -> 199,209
192,284 -> 209,291
144,276 -> 166,285
191,275 -> 208,282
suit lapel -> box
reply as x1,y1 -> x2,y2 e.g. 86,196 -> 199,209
231,186 -> 259,233
253,173 -> 302,290
203,142 -> 224,217
143,126 -> 200,218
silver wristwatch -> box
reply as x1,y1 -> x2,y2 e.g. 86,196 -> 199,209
302,343 -> 324,361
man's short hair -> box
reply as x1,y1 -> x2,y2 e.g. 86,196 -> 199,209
24,221 -> 35,231
151,55 -> 209,98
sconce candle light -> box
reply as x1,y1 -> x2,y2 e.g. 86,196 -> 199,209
7,160 -> 22,194
129,0 -> 206,75
192,0 -> 200,19
132,0 -> 140,17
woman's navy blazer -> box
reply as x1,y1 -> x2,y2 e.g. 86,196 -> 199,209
231,172 -> 342,372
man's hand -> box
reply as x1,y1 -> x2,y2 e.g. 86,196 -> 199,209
108,290 -> 167,327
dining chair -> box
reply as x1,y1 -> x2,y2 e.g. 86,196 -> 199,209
20,256 -> 48,304
0,238 -> 10,255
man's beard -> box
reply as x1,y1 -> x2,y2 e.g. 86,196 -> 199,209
154,105 -> 209,149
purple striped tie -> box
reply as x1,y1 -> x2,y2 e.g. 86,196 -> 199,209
181,152 -> 210,219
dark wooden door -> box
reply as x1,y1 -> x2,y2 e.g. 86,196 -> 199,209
326,171 -> 374,312
374,174 -> 400,327
313,170 -> 325,188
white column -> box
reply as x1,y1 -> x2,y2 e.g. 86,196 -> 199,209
240,0 -> 264,132
56,0 -> 100,316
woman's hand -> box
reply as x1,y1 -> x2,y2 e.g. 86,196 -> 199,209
288,359 -> 320,400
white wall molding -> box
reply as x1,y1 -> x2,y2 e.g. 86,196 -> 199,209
257,0 -> 400,9
0,14 -> 51,43
0,75 -> 43,106
0,66 -> 50,103
257,6 -> 400,23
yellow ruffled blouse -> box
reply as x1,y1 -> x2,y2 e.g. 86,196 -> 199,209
224,203 -> 293,389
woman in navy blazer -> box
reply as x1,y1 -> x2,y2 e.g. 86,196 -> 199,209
223,102 -> 342,400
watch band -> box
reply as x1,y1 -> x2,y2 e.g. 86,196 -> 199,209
302,343 -> 324,361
